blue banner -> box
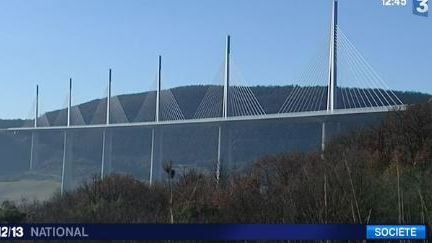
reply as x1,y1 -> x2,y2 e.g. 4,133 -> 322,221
0,224 -> 427,240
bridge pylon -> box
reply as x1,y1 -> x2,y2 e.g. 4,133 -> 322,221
222,35 -> 230,119
61,78 -> 73,194
101,69 -> 113,179
322,0 -> 338,153
29,85 -> 39,170
149,55 -> 163,184
327,0 -> 338,112
216,35 -> 232,182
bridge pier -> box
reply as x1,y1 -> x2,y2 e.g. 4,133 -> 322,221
149,128 -> 155,184
216,126 -> 222,181
149,127 -> 163,184
157,128 -> 164,181
321,121 -> 326,153
61,131 -> 73,194
216,124 -> 232,182
321,120 -> 344,154
101,129 -> 112,179
29,132 -> 39,170
227,129 -> 233,171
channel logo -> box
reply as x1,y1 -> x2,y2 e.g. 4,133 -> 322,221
413,0 -> 429,16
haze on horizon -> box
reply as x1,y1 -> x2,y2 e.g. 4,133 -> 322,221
0,0 -> 430,119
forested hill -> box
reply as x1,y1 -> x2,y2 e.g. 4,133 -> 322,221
0,85 -> 429,180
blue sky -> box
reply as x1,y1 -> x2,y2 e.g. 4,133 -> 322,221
0,0 -> 430,119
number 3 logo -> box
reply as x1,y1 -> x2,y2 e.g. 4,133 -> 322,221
414,0 -> 429,16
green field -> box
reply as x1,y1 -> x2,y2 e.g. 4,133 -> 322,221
0,179 -> 59,202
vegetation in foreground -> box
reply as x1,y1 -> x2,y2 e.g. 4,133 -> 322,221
0,103 -> 431,231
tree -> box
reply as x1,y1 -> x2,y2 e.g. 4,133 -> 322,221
0,201 -> 26,223
163,160 -> 176,224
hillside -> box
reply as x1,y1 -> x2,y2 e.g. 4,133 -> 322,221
44,85 -> 430,124
0,85 -> 429,186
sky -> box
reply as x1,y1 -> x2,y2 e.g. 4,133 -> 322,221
0,0 -> 430,119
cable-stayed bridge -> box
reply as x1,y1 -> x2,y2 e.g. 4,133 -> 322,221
1,0 -> 406,194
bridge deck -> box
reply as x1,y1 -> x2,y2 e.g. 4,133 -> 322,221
0,105 -> 406,132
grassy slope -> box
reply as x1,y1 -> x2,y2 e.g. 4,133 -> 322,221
0,179 -> 59,202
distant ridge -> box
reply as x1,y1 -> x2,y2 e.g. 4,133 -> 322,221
34,85 -> 432,127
